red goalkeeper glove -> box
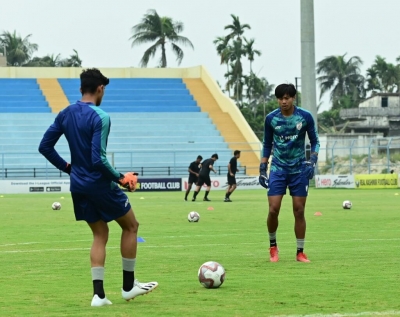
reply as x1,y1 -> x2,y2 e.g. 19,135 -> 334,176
118,172 -> 138,192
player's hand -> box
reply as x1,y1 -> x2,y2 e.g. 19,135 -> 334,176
64,163 -> 71,175
259,162 -> 269,189
230,173 -> 234,177
303,154 -> 318,179
119,172 -> 138,192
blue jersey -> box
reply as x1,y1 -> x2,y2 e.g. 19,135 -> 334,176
39,101 -> 121,193
263,106 -> 320,174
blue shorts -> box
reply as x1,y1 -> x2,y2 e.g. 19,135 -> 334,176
71,186 -> 131,223
268,171 -> 309,197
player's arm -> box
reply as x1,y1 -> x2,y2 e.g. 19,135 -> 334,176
227,163 -> 233,176
91,114 -> 124,182
306,113 -> 320,158
38,112 -> 70,174
188,164 -> 198,176
209,163 -> 217,174
261,115 -> 274,164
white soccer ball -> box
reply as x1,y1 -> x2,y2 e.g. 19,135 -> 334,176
52,202 -> 62,210
198,261 -> 226,289
342,200 -> 352,209
188,211 -> 200,222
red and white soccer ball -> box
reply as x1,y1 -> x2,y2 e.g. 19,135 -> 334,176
342,200 -> 352,209
188,211 -> 200,222
198,261 -> 226,289
52,202 -> 62,210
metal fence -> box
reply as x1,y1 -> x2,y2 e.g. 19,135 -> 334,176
0,144 -> 262,179
318,136 -> 400,175
4,136 -> 400,178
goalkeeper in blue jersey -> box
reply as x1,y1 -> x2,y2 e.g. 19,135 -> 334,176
38,69 -> 158,307
259,83 -> 320,263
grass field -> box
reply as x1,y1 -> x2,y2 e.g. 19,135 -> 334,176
1,188 -> 400,317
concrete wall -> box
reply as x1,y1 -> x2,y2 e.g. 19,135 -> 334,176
359,95 -> 400,108
0,55 -> 6,67
0,66 -> 202,78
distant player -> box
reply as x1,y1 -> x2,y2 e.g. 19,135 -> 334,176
192,153 -> 219,202
259,83 -> 319,263
224,150 -> 241,202
38,68 -> 158,307
184,155 -> 203,201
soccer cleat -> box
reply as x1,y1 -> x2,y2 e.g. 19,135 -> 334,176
269,246 -> 279,262
296,252 -> 310,262
91,295 -> 112,307
224,198 -> 232,202
192,198 -> 196,202
184,197 -> 187,201
122,279 -> 158,301
203,198 -> 211,201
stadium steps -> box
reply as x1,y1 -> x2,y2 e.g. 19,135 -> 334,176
37,78 -> 69,113
183,78 -> 259,175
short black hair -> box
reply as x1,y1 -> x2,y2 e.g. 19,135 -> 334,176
212,153 -> 219,159
80,68 -> 109,95
197,155 -> 203,160
275,83 -> 296,98
234,150 -> 241,156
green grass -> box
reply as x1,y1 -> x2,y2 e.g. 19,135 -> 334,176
1,189 -> 400,317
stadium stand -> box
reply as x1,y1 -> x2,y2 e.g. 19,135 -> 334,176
0,77 -> 252,178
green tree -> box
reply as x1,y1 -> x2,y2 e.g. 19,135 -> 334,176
316,54 -> 365,106
130,9 -> 194,68
59,49 -> 82,67
224,14 -> 251,41
0,30 -> 38,66
24,54 -> 62,67
243,37 -> 261,73
366,56 -> 400,93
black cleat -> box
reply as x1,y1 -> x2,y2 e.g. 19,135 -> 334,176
203,198 -> 211,201
224,198 -> 232,202
192,198 -> 196,202
184,197 -> 187,201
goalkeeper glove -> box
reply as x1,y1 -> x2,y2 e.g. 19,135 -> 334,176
64,163 -> 71,175
303,154 -> 318,179
259,162 -> 269,189
118,172 -> 138,192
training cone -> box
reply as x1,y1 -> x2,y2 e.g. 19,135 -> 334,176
60,197 -> 64,199
314,212 -> 322,216
207,207 -> 214,211
395,193 -> 399,196
140,197 -> 145,200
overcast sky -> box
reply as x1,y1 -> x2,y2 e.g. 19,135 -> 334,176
1,0 -> 399,112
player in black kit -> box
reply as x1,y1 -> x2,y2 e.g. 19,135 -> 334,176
224,150 -> 241,202
184,155 -> 203,201
192,153 -> 219,202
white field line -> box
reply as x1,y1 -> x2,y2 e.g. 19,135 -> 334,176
271,310 -> 400,317
1,235 -> 400,248
1,238 -> 400,254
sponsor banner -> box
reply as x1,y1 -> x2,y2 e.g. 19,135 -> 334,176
0,180 -> 70,194
354,174 -> 398,189
315,175 -> 355,189
181,176 -> 260,191
136,178 -> 181,191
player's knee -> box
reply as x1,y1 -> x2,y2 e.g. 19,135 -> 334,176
268,207 -> 280,217
293,208 -> 305,219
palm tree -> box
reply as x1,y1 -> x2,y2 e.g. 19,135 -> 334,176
0,30 -> 38,66
60,49 -> 82,67
243,37 -> 261,73
224,14 -> 251,41
130,9 -> 194,68
316,54 -> 364,105
213,36 -> 231,72
367,56 -> 400,93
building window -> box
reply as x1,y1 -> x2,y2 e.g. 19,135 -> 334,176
381,97 -> 388,107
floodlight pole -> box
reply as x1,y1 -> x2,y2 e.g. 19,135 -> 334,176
300,0 -> 318,128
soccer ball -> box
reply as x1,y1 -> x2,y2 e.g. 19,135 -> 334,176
342,200 -> 352,209
52,202 -> 62,210
198,261 -> 226,289
188,211 -> 200,222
